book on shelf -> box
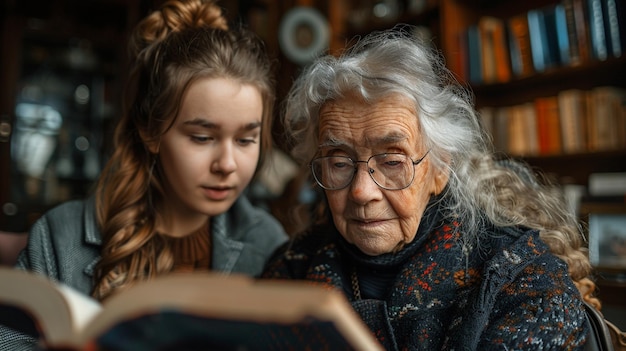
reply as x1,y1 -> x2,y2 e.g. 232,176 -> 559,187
534,96 -> 563,155
465,24 -> 483,84
558,89 -> 588,153
494,107 -> 511,152
563,0 -> 588,65
507,13 -> 535,77
527,7 -> 550,72
588,0 -> 609,60
478,16 -> 512,84
507,103 -> 538,156
602,0 -> 625,58
528,5 -> 571,70
553,3 -> 573,66
587,86 -> 626,151
589,172 -> 626,196
0,268 -> 383,351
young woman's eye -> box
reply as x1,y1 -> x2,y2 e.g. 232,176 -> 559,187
191,135 -> 212,143
237,137 -> 258,146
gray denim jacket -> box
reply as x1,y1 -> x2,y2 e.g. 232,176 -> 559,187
0,195 -> 287,351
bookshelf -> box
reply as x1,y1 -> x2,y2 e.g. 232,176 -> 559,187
324,0 -> 626,183
318,0 -> 626,312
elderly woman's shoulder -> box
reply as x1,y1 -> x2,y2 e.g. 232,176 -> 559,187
480,225 -> 554,266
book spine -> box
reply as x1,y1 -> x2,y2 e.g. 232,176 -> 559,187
479,18 -> 498,84
528,9 -> 548,72
541,5 -> 565,67
588,0 -> 609,60
466,25 -> 483,84
558,89 -> 587,153
508,14 -> 535,77
493,17 -> 512,83
573,0 -> 592,62
554,4 -> 572,65
563,0 -> 583,64
535,96 -> 562,155
603,0 -> 623,57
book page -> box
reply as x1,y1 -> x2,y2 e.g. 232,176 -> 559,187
56,284 -> 102,332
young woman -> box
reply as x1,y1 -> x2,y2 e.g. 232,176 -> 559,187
1,0 -> 287,349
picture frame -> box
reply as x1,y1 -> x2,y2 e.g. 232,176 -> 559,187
588,213 -> 626,270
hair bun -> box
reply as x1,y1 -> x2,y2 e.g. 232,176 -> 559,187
131,0 -> 228,55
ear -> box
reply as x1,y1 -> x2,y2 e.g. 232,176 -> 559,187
431,166 -> 450,195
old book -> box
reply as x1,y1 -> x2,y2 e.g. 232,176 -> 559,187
0,268 -> 383,351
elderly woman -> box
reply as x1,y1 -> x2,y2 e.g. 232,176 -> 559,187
261,27 -> 591,350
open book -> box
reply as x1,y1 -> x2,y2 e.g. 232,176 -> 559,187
0,267 -> 383,351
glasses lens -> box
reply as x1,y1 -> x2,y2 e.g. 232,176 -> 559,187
311,156 -> 354,189
369,154 -> 413,190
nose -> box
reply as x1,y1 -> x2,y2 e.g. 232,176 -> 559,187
212,143 -> 237,175
348,162 -> 382,204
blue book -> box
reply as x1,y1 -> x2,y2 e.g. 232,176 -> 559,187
588,0 -> 609,60
554,4 -> 572,65
542,5 -> 566,67
466,25 -> 483,84
603,0 -> 625,57
527,9 -> 548,72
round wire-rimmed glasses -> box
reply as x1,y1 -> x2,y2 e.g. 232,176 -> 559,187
310,149 -> 431,190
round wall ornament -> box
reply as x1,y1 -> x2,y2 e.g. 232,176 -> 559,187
278,7 -> 330,65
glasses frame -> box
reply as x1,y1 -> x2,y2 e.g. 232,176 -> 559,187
310,149 -> 431,191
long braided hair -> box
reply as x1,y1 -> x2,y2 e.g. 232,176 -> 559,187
92,0 -> 275,300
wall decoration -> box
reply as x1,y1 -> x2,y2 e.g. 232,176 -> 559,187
278,7 -> 330,66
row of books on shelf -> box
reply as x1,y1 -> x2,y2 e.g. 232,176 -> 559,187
459,0 -> 625,85
479,86 -> 626,156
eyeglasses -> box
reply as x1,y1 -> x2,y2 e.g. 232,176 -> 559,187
310,150 -> 430,190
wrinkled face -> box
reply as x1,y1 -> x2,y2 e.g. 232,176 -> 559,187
318,93 -> 448,256
157,77 -> 262,231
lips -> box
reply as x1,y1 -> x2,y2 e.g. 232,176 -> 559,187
352,218 -> 388,226
202,186 -> 234,201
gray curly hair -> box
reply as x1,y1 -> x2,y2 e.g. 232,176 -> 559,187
282,26 -> 590,280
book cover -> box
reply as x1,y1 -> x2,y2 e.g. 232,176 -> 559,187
0,268 -> 383,351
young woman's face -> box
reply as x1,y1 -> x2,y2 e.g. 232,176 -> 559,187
156,77 -> 263,232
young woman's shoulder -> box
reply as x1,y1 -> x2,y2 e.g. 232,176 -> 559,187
18,197 -> 101,290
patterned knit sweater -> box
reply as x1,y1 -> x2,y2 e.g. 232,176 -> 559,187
261,204 -> 589,350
